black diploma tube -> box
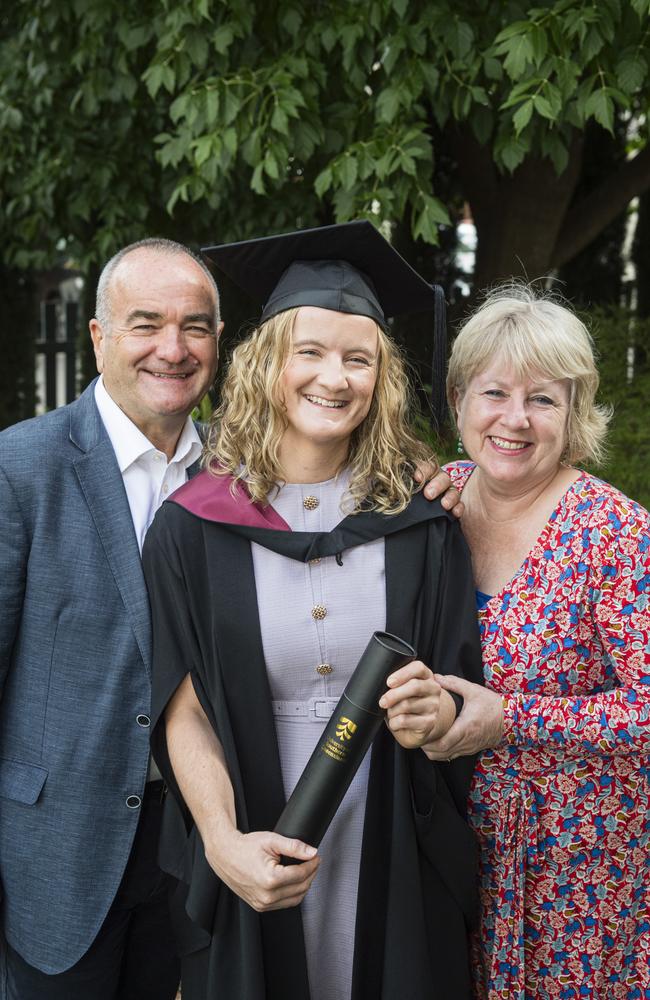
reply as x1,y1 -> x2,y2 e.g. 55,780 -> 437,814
274,631 -> 416,848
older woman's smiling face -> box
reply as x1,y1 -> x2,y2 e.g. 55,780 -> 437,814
455,361 -> 572,492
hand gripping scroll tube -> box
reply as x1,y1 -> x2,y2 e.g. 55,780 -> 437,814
274,631 -> 416,849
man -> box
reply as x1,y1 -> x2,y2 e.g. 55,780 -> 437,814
0,239 -> 222,999
0,236 -> 460,999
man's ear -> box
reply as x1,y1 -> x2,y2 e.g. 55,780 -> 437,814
89,319 -> 105,374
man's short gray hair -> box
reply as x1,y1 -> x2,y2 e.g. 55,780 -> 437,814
94,237 -> 221,330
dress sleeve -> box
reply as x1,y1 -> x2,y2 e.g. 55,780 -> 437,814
0,462 -> 28,698
502,500 -> 650,755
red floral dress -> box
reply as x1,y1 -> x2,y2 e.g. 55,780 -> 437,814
447,463 -> 650,1000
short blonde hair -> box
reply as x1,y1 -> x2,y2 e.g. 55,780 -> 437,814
204,308 -> 435,513
446,285 -> 610,465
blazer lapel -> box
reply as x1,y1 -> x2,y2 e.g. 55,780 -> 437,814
69,384 -> 152,674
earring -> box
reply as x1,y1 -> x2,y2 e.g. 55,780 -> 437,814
456,436 -> 464,455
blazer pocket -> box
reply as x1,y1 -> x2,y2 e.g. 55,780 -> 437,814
0,757 -> 48,804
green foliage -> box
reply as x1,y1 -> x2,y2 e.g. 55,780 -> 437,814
1,1 -> 650,272
588,306 -> 650,508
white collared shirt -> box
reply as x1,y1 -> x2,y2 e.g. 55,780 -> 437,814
95,376 -> 202,553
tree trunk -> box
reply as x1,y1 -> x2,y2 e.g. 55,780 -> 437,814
446,124 -> 650,297
448,125 -> 585,292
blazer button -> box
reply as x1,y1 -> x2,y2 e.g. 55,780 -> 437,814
125,795 -> 142,809
136,714 -> 151,728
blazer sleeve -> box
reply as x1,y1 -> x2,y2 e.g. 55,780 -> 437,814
0,462 -> 28,699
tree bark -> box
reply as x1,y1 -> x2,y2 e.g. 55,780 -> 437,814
551,144 -> 650,268
448,125 -> 585,292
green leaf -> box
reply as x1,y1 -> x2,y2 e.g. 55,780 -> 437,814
392,0 -> 409,17
264,149 -> 280,180
170,93 -> 189,124
213,25 -> 234,55
585,89 -> 614,133
205,88 -> 220,125
529,25 -> 548,65
533,95 -> 555,121
501,34 -> 534,78
513,98 -> 533,134
631,0 -> 650,15
493,20 -> 532,44
471,105 -> 494,144
445,20 -> 474,60
412,194 -> 449,244
496,134 -> 528,172
282,8 -> 302,36
419,61 -> 439,93
616,54 -> 647,92
338,155 -> 358,190
483,55 -> 503,80
185,31 -> 209,68
222,87 -> 239,125
271,105 -> 289,134
251,162 -> 266,195
223,127 -> 237,156
314,165 -> 333,198
194,135 -> 213,167
321,26 -> 337,52
143,63 -> 165,98
376,86 -> 401,123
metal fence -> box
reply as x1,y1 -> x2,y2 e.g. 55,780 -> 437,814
35,300 -> 79,413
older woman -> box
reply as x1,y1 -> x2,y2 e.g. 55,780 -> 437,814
142,222 -> 483,1000
426,287 -> 650,999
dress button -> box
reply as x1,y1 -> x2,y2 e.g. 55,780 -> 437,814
136,714 -> 151,728
311,604 -> 327,621
125,795 -> 142,809
316,663 -> 333,675
309,558 -> 321,566
303,495 -> 319,510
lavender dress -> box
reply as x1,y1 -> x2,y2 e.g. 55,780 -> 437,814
251,472 -> 386,1000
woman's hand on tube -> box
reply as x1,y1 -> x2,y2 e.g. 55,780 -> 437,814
423,674 -> 503,760
205,831 -> 320,912
379,660 -> 457,749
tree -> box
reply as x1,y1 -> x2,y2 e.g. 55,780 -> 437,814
2,0 -> 650,291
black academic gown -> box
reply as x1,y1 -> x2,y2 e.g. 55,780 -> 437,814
143,474 -> 483,1000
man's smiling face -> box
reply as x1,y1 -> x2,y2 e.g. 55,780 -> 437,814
90,248 -> 221,443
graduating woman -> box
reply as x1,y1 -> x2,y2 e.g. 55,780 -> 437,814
142,222 -> 483,1000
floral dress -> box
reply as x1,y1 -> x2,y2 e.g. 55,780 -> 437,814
447,463 -> 650,1000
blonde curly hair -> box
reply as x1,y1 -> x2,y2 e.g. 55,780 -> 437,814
203,308 -> 436,514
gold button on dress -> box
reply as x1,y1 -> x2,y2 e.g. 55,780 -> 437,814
303,495 -> 319,510
311,604 -> 327,621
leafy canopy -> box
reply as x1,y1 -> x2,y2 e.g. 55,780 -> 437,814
1,0 -> 649,268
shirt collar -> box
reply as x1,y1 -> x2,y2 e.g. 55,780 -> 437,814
94,376 -> 202,473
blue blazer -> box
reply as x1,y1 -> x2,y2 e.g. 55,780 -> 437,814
0,380 -> 181,974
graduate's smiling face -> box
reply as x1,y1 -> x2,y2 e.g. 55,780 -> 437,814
279,306 -> 379,456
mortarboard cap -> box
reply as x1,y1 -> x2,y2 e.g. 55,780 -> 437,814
202,221 -> 447,429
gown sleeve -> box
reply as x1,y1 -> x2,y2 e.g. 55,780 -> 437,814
142,502 -> 206,807
407,516 -> 483,926
501,495 -> 650,755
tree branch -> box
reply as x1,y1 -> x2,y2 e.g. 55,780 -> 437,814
551,144 -> 650,269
